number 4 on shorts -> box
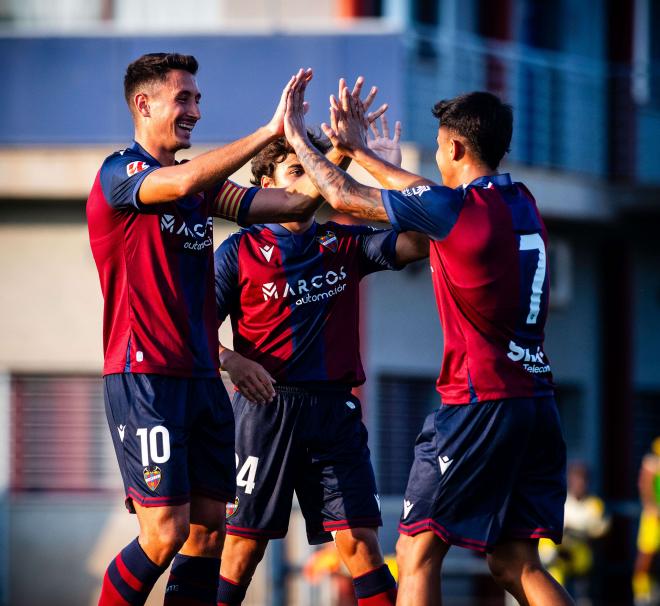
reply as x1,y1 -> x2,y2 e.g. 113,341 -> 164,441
235,454 -> 259,494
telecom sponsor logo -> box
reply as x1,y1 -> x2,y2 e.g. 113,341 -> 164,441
160,215 -> 214,250
507,340 -> 551,374
261,267 -> 348,306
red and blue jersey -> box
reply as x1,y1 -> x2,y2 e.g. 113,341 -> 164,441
382,174 -> 553,404
87,141 -> 258,378
214,221 -> 401,385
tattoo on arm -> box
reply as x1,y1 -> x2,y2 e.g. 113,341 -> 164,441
295,141 -> 388,222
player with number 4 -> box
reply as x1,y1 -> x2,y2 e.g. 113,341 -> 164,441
282,76 -> 573,605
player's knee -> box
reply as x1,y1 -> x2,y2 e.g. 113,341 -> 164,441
335,528 -> 383,571
396,532 -> 447,575
487,553 -> 519,591
141,517 -> 191,560
221,536 -> 268,582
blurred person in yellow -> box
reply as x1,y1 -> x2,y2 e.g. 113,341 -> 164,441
633,437 -> 660,606
539,462 -> 609,604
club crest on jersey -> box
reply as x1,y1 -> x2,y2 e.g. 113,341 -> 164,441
317,231 -> 338,252
143,466 -> 161,491
226,497 -> 240,519
127,161 -> 150,177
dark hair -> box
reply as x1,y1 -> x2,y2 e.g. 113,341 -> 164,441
432,92 -> 513,170
250,130 -> 331,186
124,53 -> 199,106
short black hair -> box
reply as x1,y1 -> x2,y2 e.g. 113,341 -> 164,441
432,92 -> 513,170
250,130 -> 331,186
124,53 -> 199,107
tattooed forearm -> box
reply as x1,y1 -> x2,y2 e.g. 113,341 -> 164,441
293,138 -> 389,222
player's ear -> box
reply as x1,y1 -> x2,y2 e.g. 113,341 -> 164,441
261,176 -> 275,188
449,137 -> 464,162
135,92 -> 150,118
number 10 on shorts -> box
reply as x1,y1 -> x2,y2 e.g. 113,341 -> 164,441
136,426 -> 171,467
235,454 -> 259,494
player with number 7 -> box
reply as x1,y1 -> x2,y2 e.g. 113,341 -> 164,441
282,76 -> 574,606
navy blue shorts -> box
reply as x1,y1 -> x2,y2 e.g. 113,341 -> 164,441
398,396 -> 566,552
226,385 -> 382,545
104,373 -> 236,512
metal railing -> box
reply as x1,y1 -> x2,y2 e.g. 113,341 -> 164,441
405,29 -> 660,184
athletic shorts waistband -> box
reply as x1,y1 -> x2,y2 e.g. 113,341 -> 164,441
273,382 -> 353,395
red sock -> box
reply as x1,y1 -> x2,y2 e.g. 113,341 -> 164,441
98,538 -> 165,605
353,564 -> 397,606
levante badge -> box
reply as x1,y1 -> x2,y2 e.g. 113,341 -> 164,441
143,466 -> 162,491
317,231 -> 338,252
226,497 -> 240,519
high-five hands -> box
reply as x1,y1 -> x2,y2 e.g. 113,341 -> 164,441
270,68 -> 313,138
322,76 -> 389,158
367,113 -> 402,167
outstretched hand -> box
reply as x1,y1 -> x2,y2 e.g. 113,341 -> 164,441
322,76 -> 388,158
270,68 -> 313,138
283,68 -> 314,144
367,113 -> 402,167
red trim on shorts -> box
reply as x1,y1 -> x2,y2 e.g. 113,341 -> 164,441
226,525 -> 287,539
125,487 -> 190,511
323,517 -> 383,531
504,527 -> 562,543
398,518 -> 489,553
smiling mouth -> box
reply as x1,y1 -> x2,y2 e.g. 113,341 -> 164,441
176,121 -> 195,134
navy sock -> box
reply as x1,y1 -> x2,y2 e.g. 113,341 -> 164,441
353,564 -> 397,605
164,554 -> 220,605
216,575 -> 249,606
99,537 -> 166,605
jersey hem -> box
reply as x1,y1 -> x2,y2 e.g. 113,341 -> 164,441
125,488 -> 190,513
438,388 -> 555,405
103,366 -> 220,379
398,518 -> 489,553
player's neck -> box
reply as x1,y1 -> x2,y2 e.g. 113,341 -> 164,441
279,217 -> 315,234
134,132 -> 177,166
445,163 -> 497,189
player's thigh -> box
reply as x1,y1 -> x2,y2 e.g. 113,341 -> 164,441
133,500 -> 191,551
226,391 -> 302,533
182,494 -> 228,556
503,397 -> 566,542
304,393 -> 381,538
400,401 -> 533,546
104,373 -> 192,510
188,378 -> 237,505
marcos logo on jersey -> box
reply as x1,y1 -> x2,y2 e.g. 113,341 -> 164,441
260,267 -> 348,305
143,466 -> 162,491
127,161 -> 150,176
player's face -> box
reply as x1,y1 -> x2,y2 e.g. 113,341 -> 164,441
147,70 -> 201,152
262,153 -> 305,188
435,126 -> 453,184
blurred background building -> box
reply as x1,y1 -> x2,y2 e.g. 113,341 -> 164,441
0,0 -> 658,604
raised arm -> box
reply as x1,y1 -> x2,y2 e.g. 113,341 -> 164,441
243,76 -> 387,224
138,70 -> 313,205
284,74 -> 436,223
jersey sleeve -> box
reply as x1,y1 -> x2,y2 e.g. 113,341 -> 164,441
210,180 -> 259,227
214,232 -> 242,325
381,185 -> 464,241
355,226 -> 401,277
99,153 -> 160,211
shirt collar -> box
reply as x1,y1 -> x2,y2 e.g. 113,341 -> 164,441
265,222 -> 318,237
130,141 -> 161,167
461,173 -> 512,190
